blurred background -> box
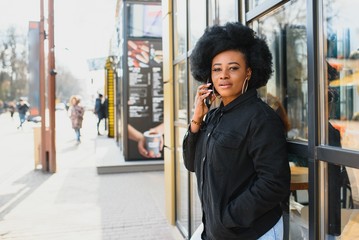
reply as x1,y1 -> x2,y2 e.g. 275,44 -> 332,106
0,0 -> 116,111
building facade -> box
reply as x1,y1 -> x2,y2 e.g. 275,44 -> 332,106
161,0 -> 359,239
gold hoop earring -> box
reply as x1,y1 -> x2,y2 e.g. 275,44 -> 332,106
241,78 -> 249,94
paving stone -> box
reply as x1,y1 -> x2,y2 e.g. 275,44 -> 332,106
0,112 -> 182,240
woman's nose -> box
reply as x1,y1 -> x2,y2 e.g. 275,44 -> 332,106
219,69 -> 229,79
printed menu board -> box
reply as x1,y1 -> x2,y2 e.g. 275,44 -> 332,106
126,39 -> 163,160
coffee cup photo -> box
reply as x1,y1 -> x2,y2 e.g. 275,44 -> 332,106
144,131 -> 162,157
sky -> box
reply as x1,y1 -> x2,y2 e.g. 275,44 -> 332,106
0,0 -> 117,79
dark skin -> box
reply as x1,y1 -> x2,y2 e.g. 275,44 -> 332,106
191,50 -> 252,133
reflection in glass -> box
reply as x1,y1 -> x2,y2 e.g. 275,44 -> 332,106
251,2 -> 309,239
189,0 -> 206,49
190,173 -> 202,236
189,69 -> 201,118
324,0 -> 359,238
208,0 -> 238,26
327,112 -> 342,237
246,0 -> 267,11
175,127 -> 189,236
174,62 -> 188,122
325,110 -> 357,238
187,63 -> 203,236
127,4 -> 162,38
325,0 -> 359,152
251,1 -> 308,142
174,0 -> 186,58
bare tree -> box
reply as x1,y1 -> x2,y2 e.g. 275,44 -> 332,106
0,26 -> 28,102
0,25 -> 91,114
55,64 -> 84,103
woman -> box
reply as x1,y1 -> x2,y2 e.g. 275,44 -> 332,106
69,95 -> 84,143
183,22 -> 290,239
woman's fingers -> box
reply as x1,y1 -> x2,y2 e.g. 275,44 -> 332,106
197,83 -> 211,92
197,83 -> 212,100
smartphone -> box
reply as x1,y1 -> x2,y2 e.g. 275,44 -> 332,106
204,79 -> 213,109
205,93 -> 212,109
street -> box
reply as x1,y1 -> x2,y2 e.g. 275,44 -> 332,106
0,110 -> 180,240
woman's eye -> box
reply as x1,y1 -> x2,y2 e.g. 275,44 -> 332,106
212,68 -> 221,72
229,66 -> 239,71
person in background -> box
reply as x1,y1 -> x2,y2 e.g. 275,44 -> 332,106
69,95 -> 84,143
16,98 -> 30,129
266,93 -> 291,132
8,101 -> 16,119
183,22 -> 290,240
102,96 -> 108,131
94,93 -> 107,135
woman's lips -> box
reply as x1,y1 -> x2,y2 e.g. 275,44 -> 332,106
218,82 -> 232,88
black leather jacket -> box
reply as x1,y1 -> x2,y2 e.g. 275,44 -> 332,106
183,89 -> 290,239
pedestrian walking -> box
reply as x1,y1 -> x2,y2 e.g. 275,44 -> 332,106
68,95 -> 84,143
183,22 -> 290,240
8,101 -> 16,119
94,93 -> 107,135
16,98 -> 29,129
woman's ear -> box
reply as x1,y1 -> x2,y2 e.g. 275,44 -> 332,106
246,68 -> 252,80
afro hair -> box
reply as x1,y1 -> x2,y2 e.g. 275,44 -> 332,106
190,22 -> 273,90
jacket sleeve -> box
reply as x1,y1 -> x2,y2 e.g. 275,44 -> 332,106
222,116 -> 290,228
79,106 -> 85,117
182,126 -> 199,172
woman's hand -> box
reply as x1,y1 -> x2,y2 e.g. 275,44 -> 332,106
191,83 -> 216,132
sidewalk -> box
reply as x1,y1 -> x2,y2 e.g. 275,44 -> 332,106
0,111 -> 183,240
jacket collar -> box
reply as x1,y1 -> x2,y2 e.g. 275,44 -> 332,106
219,88 -> 258,113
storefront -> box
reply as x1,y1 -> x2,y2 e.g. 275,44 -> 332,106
162,0 -> 359,239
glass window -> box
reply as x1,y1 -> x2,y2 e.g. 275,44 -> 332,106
324,0 -> 359,152
208,0 -> 238,26
251,2 -> 309,239
173,0 -> 186,58
251,1 -> 308,142
246,0 -> 267,11
323,0 -> 359,238
188,0 -> 206,49
174,62 -> 188,123
188,65 -> 201,117
246,0 -> 288,12
190,173 -> 202,236
187,63 -> 202,236
127,4 -> 162,38
175,126 -> 190,236
324,160 -> 358,238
